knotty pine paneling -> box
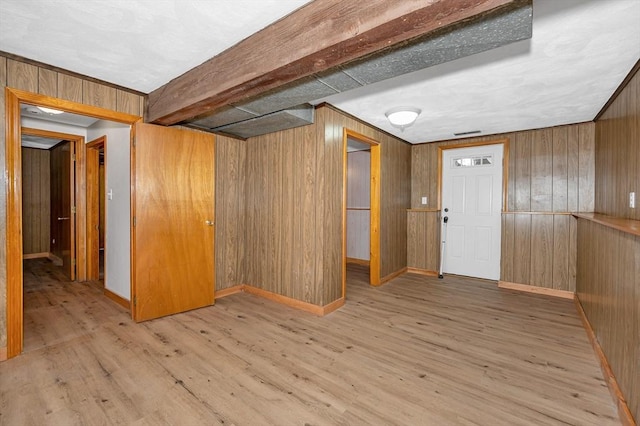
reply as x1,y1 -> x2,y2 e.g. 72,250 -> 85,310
0,52 -> 146,351
215,135 -> 247,291
21,148 -> 51,255
410,122 -> 594,290
576,218 -> 639,422
595,66 -> 639,220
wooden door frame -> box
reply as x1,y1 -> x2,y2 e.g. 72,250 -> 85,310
22,128 -> 83,280
86,136 -> 106,281
4,87 -> 140,359
342,129 -> 381,296
437,138 -> 509,277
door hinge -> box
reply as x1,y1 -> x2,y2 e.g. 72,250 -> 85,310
72,153 -> 76,161
132,138 -> 136,148
71,205 -> 76,214
133,217 -> 136,227
133,296 -> 137,306
72,259 -> 76,265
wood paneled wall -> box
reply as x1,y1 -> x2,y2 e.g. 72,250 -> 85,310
595,67 -> 640,220
21,148 -> 50,255
0,53 -> 145,351
409,122 -> 595,290
240,106 -> 410,306
576,218 -> 639,423
215,135 -> 247,290
321,107 -> 411,282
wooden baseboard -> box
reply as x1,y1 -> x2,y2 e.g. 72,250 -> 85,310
574,297 -> 636,426
406,267 -> 439,277
0,346 -> 6,362
346,257 -> 370,266
379,267 -> 408,285
321,297 -> 345,315
22,252 -> 49,260
47,252 -> 63,265
104,288 -> 130,310
498,281 -> 575,299
215,285 -> 245,299
238,285 -> 341,316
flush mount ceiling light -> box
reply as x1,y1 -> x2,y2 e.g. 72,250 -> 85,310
385,106 -> 421,131
36,106 -> 64,115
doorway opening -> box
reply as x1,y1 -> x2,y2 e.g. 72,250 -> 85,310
86,136 -> 106,283
5,88 -> 140,359
342,129 -> 381,297
438,140 -> 508,280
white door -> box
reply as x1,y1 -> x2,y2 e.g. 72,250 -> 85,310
441,144 -> 503,280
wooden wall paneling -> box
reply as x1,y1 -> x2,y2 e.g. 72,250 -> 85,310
514,131 -> 532,211
530,129 -> 553,212
116,90 -> 143,117
411,145 -> 427,208
21,148 -> 50,255
425,212 -> 439,272
568,216 -> 577,290
282,130 -> 294,299
567,125 -> 580,212
507,132 -> 517,211
313,109 -> 326,304
407,212 -> 424,269
552,126 -> 568,212
302,120 -> 318,303
530,214 -> 553,287
576,218 -> 639,422
513,214 -> 531,284
579,123 -> 595,213
500,213 -> 515,282
291,126 -> 304,301
428,143 -> 438,209
82,81 -> 117,110
37,68 -> 57,97
6,60 -> 38,92
551,215 -> 570,291
57,74 -> 83,103
0,56 -> 7,351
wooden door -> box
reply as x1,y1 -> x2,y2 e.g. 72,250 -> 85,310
50,141 -> 76,280
441,144 -> 503,280
132,123 -> 215,322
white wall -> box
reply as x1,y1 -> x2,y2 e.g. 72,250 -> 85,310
346,150 -> 370,261
21,117 -> 88,141
87,121 -> 131,300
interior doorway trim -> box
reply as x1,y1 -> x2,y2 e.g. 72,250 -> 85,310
437,138 -> 510,211
86,136 -> 106,282
5,87 -> 140,359
22,127 -> 84,280
342,129 -> 381,296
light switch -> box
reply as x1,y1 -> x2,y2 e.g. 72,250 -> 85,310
107,189 -> 113,200
421,196 -> 428,205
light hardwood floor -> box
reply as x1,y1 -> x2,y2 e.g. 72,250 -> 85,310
0,259 -> 619,425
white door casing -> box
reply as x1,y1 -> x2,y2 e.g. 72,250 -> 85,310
441,144 -> 503,280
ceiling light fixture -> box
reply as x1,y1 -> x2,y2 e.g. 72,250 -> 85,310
36,106 -> 64,115
385,106 -> 421,131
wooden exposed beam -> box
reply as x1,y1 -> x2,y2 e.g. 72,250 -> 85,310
147,0 -> 521,125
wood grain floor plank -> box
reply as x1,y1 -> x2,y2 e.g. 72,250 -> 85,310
0,259 -> 620,425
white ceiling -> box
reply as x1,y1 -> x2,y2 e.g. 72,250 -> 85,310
1,0 -> 639,144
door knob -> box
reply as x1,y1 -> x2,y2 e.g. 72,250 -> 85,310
57,217 -> 70,220
205,220 -> 214,226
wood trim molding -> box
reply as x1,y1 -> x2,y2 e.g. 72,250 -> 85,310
406,267 -> 439,277
502,211 -> 573,215
343,129 -> 381,293
407,208 -> 440,213
214,285 -> 245,299
47,252 -> 63,265
215,285 -> 344,316
22,252 -> 49,260
104,289 -> 130,310
346,207 -> 370,211
379,267 -> 408,285
147,0 -> 520,124
5,87 -> 141,359
498,281 -> 575,299
574,213 -> 640,237
346,257 -> 370,266
574,297 -> 636,426
242,286 -> 343,317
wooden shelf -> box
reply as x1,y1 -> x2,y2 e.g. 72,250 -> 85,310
573,213 -> 640,237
